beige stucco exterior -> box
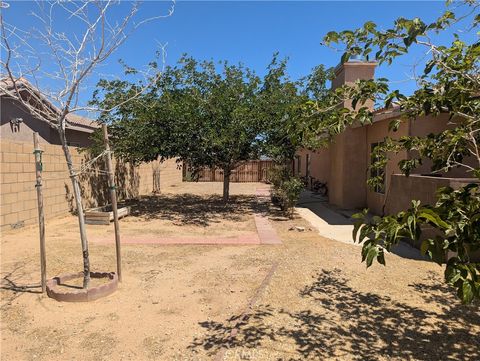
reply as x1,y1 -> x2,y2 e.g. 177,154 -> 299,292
1,97 -> 95,147
329,62 -> 376,209
296,60 -> 476,215
0,90 -> 184,230
295,148 -> 330,184
385,174 -> 475,215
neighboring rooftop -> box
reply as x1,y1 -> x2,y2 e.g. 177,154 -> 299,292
0,77 -> 99,133
64,113 -> 99,133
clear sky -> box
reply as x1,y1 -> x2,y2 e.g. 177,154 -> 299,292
3,1 -> 478,109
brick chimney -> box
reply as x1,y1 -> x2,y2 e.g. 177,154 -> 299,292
328,59 -> 377,209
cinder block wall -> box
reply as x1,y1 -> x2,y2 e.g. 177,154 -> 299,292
385,174 -> 479,215
0,140 -> 182,230
157,158 -> 183,187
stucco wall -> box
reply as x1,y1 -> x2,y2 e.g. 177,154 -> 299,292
328,133 -> 345,207
297,112 -> 475,215
295,148 -> 330,184
0,139 -> 182,230
338,126 -> 368,209
327,127 -> 369,209
328,62 -> 376,209
1,97 -> 53,144
365,119 -> 409,215
409,113 -> 476,178
365,114 -> 474,215
297,61 -> 474,215
1,97 -> 93,147
385,174 -> 478,215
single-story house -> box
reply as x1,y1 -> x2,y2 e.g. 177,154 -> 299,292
295,60 -> 477,215
0,78 -> 183,230
1,78 -> 98,147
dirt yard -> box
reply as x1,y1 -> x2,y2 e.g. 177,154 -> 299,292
1,182 -> 479,361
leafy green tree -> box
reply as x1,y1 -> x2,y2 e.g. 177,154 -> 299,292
93,56 -> 264,201
257,56 -> 335,163
93,54 -> 329,202
308,0 -> 479,302
256,55 -> 304,163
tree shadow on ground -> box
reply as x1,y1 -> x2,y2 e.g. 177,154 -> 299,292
189,269 -> 480,360
125,194 -> 271,227
408,271 -> 466,310
64,155 -> 147,213
0,263 -> 42,309
189,306 -> 277,352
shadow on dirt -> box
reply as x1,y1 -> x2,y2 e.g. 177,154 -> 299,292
190,269 -> 480,360
126,194 -> 273,227
1,263 -> 42,309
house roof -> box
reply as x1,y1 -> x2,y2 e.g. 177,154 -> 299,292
1,77 -> 99,133
65,113 -> 99,132
372,104 -> 403,123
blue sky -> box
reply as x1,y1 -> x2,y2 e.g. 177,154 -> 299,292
3,1 -> 478,109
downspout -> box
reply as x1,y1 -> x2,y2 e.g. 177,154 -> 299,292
364,122 -> 369,210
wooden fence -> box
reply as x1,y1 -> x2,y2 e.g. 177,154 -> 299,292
184,160 -> 274,183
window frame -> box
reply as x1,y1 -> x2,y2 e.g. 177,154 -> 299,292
306,153 -> 311,178
295,155 -> 302,176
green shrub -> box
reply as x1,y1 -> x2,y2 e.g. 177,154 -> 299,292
354,184 -> 480,304
268,166 -> 304,216
267,165 -> 290,188
278,177 -> 304,215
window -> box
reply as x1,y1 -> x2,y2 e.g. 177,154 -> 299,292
295,155 -> 301,176
306,153 -> 311,178
370,142 -> 385,194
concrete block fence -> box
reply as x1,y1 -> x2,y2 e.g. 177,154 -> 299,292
0,140 -> 182,231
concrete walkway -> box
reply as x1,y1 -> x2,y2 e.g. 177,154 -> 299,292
255,186 -> 282,245
295,191 -> 357,245
295,191 -> 427,260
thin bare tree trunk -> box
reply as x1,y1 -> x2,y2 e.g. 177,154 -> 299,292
1,1 -> 175,291
58,126 -> 90,288
102,124 -> 122,282
223,167 -> 231,202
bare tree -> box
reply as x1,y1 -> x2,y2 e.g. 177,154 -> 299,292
0,0 -> 175,288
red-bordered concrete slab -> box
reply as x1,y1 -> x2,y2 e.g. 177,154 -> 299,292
92,233 -> 262,245
254,214 -> 282,245
254,186 -> 282,244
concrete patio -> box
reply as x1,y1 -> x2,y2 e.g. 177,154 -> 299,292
295,190 -> 428,261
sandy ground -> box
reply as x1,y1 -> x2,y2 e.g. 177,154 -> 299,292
103,193 -> 258,239
1,182 -> 479,361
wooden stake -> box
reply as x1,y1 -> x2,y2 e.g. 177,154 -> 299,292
33,133 -> 47,293
102,124 -> 122,282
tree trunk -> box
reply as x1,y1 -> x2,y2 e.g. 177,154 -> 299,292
223,167 -> 231,202
58,127 -> 90,288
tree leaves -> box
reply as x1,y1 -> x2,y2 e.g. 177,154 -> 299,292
105,57 -> 263,160
417,208 -> 449,229
354,184 -> 480,303
461,280 -> 475,304
316,0 -> 480,303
